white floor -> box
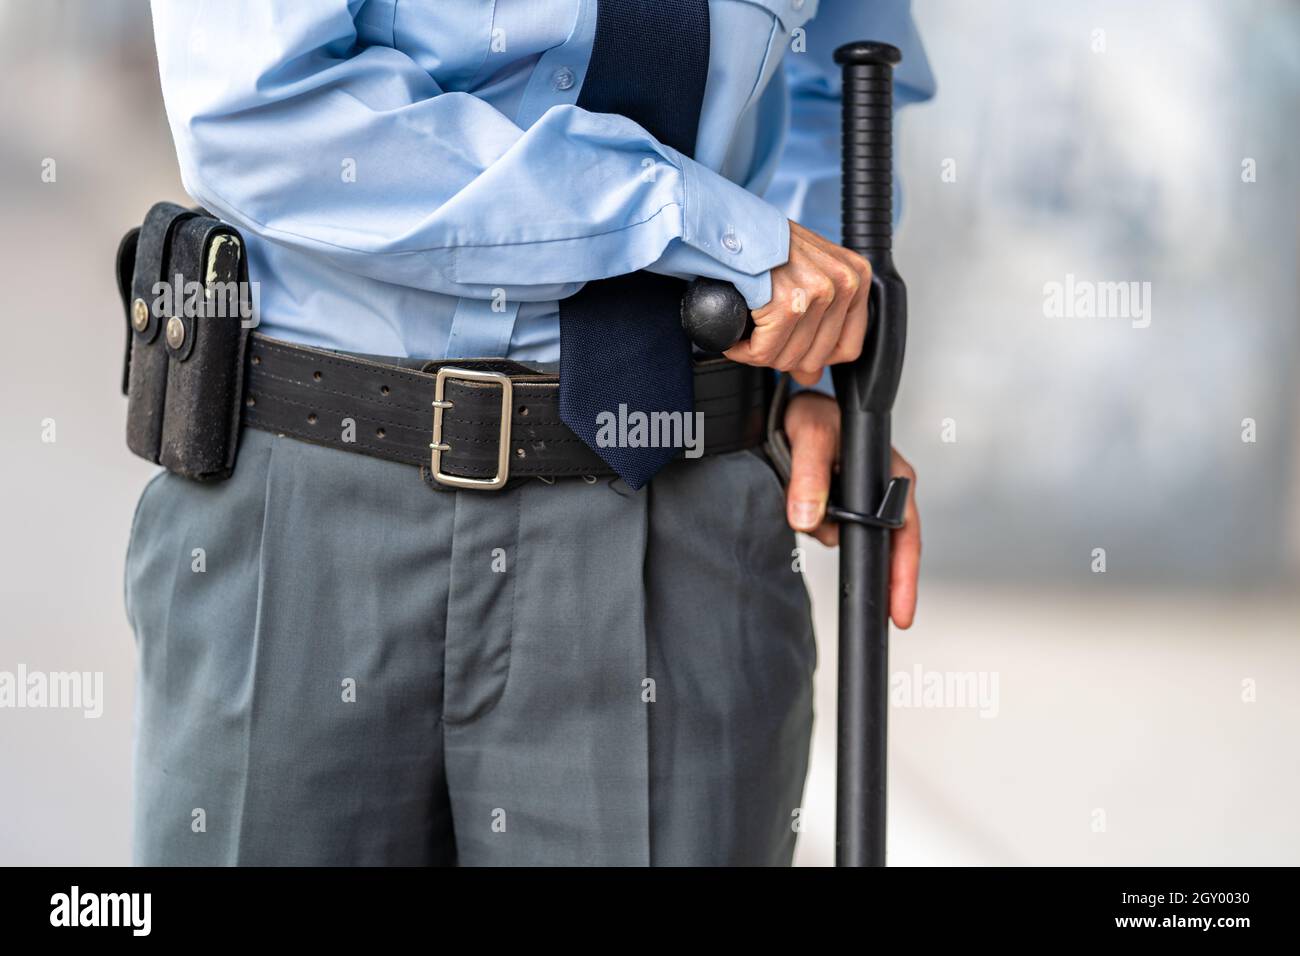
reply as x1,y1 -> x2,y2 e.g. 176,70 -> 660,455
793,549 -> 1300,865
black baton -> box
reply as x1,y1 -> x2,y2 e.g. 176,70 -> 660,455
681,40 -> 907,867
830,40 -> 906,868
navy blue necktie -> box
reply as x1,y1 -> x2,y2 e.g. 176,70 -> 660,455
558,0 -> 710,491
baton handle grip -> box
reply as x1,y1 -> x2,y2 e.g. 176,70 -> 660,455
835,42 -> 900,262
679,277 -> 753,353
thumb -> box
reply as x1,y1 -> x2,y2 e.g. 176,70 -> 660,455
785,408 -> 838,532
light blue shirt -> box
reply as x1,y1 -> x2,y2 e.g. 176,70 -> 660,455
150,0 -> 934,366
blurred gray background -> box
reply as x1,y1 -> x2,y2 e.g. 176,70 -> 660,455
2,0 -> 1297,866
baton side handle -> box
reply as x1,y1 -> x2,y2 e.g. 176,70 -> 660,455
679,277 -> 753,353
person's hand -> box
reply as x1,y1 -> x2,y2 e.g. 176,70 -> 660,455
783,392 -> 920,629
724,221 -> 871,387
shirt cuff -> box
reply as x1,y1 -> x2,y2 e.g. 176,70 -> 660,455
789,366 -> 836,399
674,150 -> 790,309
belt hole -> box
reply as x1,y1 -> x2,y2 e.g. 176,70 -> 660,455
307,413 -> 317,425
515,447 -> 526,459
251,354 -> 261,365
312,370 -> 322,381
245,396 -> 256,407
518,405 -> 529,417
380,385 -> 390,396
376,427 -> 386,439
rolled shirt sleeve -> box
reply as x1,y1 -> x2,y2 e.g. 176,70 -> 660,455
150,0 -> 790,309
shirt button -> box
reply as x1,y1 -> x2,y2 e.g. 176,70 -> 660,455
553,67 -> 575,91
721,233 -> 743,254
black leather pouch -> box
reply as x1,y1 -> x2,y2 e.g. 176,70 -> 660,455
118,202 -> 251,481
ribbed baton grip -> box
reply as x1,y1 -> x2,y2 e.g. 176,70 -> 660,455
835,42 -> 899,261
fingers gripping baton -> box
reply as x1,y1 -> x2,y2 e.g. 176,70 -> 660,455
680,40 -> 908,867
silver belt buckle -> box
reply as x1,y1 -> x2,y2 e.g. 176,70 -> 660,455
430,367 -> 513,490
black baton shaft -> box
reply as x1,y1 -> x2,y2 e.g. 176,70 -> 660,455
679,42 -> 907,867
833,41 -> 905,868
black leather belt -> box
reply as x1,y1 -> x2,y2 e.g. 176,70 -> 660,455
242,334 -> 770,489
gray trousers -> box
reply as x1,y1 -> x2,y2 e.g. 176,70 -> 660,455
124,428 -> 815,865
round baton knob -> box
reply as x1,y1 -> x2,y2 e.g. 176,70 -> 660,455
680,278 -> 753,353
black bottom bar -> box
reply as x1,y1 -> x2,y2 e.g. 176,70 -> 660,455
3,866 -> 1286,943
